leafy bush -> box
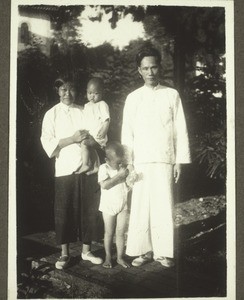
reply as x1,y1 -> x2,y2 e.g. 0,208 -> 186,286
17,260 -> 53,298
184,52 -> 226,181
194,129 -> 226,180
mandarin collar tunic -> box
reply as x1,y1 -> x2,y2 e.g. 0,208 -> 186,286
41,102 -> 87,177
121,84 -> 191,165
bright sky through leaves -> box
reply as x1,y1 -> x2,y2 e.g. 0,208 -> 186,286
77,6 -> 146,49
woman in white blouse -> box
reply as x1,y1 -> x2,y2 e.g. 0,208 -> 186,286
121,47 -> 191,268
41,78 -> 103,270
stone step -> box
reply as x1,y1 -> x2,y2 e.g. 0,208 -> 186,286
18,195 -> 227,298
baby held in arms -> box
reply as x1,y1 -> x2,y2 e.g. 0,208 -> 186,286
80,77 -> 110,173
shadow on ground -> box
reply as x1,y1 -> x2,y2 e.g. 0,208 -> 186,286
17,208 -> 226,298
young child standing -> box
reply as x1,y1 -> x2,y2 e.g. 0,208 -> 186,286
98,142 -> 131,269
79,77 -> 110,173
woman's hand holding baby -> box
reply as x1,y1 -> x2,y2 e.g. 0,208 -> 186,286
72,130 -> 89,143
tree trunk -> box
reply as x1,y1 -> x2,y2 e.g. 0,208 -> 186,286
173,29 -> 186,96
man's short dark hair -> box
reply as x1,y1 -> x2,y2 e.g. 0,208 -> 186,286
136,47 -> 161,67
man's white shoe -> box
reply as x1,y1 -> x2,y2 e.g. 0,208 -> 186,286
155,256 -> 175,268
81,251 -> 103,264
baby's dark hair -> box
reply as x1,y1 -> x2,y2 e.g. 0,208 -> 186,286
87,77 -> 104,91
136,47 -> 161,67
105,141 -> 124,160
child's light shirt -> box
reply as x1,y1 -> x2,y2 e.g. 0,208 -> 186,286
84,100 -> 110,147
98,163 -> 128,216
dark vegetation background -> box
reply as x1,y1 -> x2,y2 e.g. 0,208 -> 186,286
16,5 -> 226,236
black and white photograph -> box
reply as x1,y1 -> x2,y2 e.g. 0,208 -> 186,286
8,0 -> 235,299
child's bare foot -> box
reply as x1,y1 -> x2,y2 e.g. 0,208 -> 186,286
103,259 -> 112,269
86,163 -> 99,175
117,258 -> 131,268
79,164 -> 91,174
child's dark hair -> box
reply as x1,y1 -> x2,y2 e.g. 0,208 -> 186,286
136,47 -> 161,67
87,77 -> 104,91
105,141 -> 124,159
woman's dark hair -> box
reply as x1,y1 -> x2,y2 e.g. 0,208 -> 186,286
53,77 -> 76,93
54,78 -> 66,90
136,47 -> 161,67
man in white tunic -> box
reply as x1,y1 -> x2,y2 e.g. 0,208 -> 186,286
121,47 -> 191,267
